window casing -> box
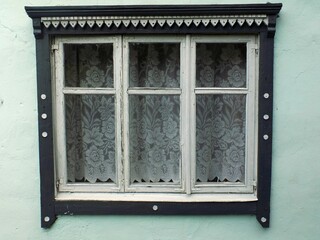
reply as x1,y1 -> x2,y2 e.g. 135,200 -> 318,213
25,3 -> 282,228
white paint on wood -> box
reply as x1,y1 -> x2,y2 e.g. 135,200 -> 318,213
41,14 -> 268,29
56,192 -> 258,202
53,35 -> 259,197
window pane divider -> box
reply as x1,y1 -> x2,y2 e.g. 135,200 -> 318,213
122,37 -> 130,192
194,88 -> 248,94
115,36 -> 124,192
127,88 -> 181,95
62,88 -> 116,95
189,36 -> 196,193
183,35 -> 192,195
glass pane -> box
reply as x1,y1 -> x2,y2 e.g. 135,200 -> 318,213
65,94 -> 116,183
196,94 -> 246,183
129,43 -> 180,88
196,43 -> 247,88
129,95 -> 180,183
64,44 -> 113,88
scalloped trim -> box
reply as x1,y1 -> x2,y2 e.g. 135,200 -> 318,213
41,15 -> 268,29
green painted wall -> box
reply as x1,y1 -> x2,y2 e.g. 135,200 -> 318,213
1,0 -> 319,239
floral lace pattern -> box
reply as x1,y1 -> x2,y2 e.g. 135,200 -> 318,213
196,95 -> 246,182
196,43 -> 246,88
65,95 -> 116,183
129,95 -> 180,183
64,44 -> 113,88
128,43 -> 181,183
195,43 -> 247,183
129,43 -> 180,88
64,42 -> 246,184
64,43 -> 116,183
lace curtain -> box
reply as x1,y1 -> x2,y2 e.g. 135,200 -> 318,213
63,42 -> 247,184
129,43 -> 181,183
196,43 -> 247,182
65,44 -> 116,183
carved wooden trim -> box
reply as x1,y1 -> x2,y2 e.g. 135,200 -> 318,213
40,15 -> 268,29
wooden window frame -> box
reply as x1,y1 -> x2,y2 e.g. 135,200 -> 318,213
25,3 -> 282,228
54,34 -> 257,195
54,36 -> 123,193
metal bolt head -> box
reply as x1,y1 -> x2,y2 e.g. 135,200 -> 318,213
263,93 -> 269,99
152,205 -> 158,211
263,134 -> 269,140
44,216 -> 50,222
41,94 -> 47,100
41,113 -> 47,119
261,217 -> 267,223
42,132 -> 48,138
263,114 -> 269,120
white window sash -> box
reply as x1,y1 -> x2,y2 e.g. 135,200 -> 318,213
122,36 -> 187,193
190,35 -> 258,193
54,36 -> 123,193
53,35 -> 258,196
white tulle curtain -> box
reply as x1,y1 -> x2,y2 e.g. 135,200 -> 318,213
128,43 -> 181,183
196,43 -> 247,182
64,44 -> 116,183
64,42 -> 247,184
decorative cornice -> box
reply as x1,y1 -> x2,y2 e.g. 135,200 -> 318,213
40,15 -> 268,29
25,4 -> 282,39
25,4 -> 283,18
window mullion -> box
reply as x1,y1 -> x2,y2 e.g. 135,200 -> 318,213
122,37 -> 130,192
183,35 -> 192,195
115,36 -> 124,192
189,37 -> 197,193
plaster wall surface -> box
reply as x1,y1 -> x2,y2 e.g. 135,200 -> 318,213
0,0 -> 319,239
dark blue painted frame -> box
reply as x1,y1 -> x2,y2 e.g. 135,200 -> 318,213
25,3 -> 282,228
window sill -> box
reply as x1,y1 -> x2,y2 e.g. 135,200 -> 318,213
56,192 -> 258,202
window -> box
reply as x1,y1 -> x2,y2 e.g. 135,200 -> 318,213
54,35 -> 257,196
25,3 -> 282,228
